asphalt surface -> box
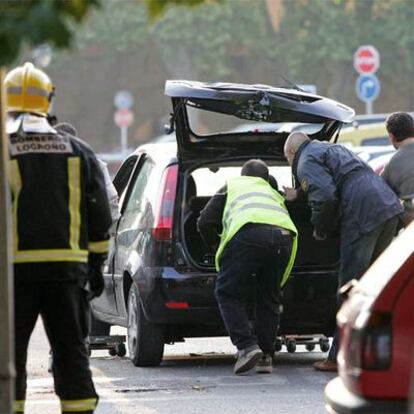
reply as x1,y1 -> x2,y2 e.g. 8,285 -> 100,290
25,321 -> 335,414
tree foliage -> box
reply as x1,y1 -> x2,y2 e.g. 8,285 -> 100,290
0,0 -> 216,66
144,0 -> 222,21
0,0 -> 100,65
6,0 -> 412,150
59,0 -> 414,87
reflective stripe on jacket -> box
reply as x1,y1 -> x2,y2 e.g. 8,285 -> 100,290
215,176 -> 298,286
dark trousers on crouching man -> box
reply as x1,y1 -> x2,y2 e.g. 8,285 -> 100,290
215,224 -> 293,365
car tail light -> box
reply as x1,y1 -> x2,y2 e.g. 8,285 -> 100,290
153,164 -> 178,241
165,301 -> 189,309
348,310 -> 392,370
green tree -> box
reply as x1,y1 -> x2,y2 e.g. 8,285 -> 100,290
57,0 -> 414,96
0,0 -> 99,65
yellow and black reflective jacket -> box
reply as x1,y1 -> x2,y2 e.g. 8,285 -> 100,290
8,126 -> 112,280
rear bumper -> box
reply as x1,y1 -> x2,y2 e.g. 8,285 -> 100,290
324,377 -> 407,414
139,267 -> 222,326
139,266 -> 337,335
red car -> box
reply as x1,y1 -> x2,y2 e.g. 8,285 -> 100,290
324,222 -> 414,413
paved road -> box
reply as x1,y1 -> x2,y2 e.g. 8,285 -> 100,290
25,321 -> 335,414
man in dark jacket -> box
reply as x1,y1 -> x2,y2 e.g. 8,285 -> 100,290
5,62 -> 112,414
284,132 -> 402,372
198,160 -> 297,375
382,112 -> 414,226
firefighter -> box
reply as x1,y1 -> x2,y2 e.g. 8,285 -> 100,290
197,160 -> 297,374
4,62 -> 112,414
283,132 -> 402,372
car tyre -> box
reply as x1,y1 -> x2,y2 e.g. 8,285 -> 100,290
127,283 -> 164,367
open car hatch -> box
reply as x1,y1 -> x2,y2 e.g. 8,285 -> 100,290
165,80 -> 355,162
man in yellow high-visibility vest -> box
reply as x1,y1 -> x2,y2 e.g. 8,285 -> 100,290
198,160 -> 297,374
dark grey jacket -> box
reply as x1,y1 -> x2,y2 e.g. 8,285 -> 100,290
293,140 -> 402,246
382,141 -> 414,225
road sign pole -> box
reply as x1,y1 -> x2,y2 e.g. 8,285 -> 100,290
0,68 -> 15,414
121,126 -> 128,154
366,101 -> 373,115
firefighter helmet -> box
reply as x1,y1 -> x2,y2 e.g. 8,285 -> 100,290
4,62 -> 54,117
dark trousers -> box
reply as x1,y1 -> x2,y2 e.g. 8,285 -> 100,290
328,216 -> 399,361
14,272 -> 98,414
215,224 -> 293,354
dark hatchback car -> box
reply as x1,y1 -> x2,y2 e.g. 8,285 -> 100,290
91,81 -> 355,366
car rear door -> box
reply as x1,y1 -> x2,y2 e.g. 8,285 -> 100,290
165,80 -> 355,165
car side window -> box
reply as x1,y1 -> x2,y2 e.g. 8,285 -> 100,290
113,155 -> 139,196
123,158 -> 155,214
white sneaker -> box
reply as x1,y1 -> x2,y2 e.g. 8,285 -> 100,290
255,355 -> 273,374
234,345 -> 263,374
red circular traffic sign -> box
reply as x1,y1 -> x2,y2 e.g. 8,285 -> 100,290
353,45 -> 380,74
114,108 -> 134,128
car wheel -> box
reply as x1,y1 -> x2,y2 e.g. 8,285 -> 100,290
89,312 -> 111,336
127,283 -> 164,367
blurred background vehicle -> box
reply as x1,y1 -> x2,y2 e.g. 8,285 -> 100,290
351,145 -> 395,164
337,122 -> 389,147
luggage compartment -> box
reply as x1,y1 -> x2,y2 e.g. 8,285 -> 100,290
179,165 -> 339,338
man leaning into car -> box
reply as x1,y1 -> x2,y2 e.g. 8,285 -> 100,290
197,160 -> 297,375
283,132 -> 402,372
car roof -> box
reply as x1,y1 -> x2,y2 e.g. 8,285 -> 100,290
131,141 -> 178,165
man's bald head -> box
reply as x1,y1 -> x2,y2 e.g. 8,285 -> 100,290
284,132 -> 310,165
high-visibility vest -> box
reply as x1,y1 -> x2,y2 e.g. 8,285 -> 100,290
215,176 -> 298,286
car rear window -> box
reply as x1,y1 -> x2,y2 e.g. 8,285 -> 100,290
187,106 -> 325,137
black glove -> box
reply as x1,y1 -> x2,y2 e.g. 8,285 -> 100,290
87,253 -> 106,300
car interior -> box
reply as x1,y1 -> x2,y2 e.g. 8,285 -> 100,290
181,161 -> 340,271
